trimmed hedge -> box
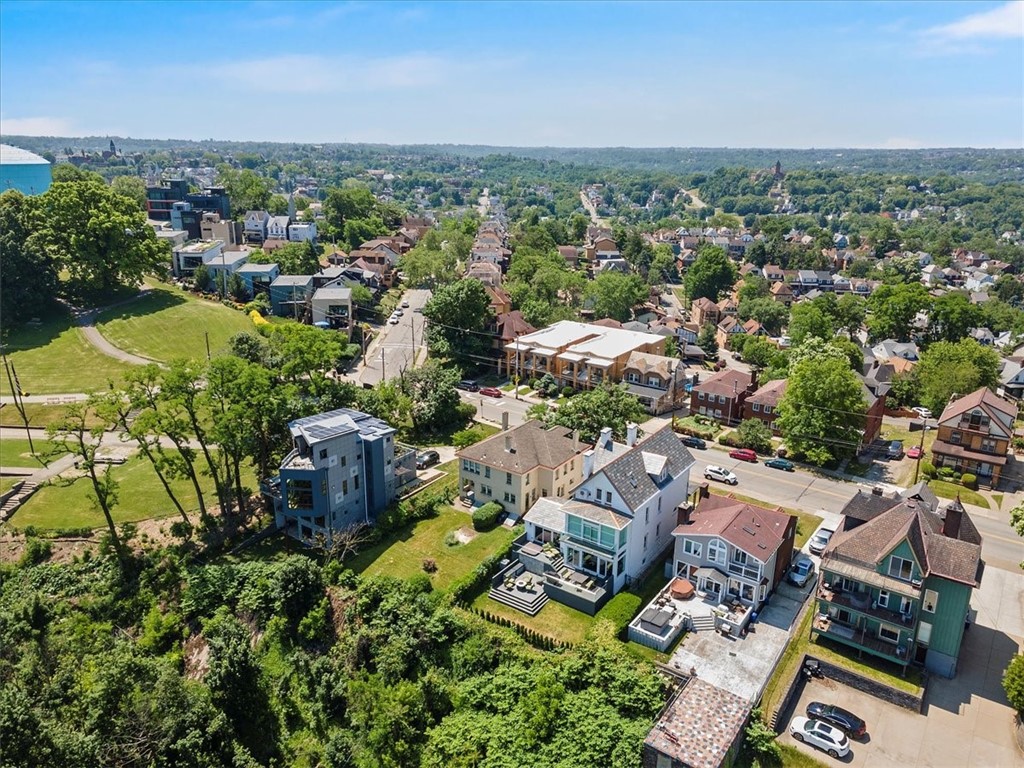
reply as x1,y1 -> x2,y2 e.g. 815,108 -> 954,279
449,539 -> 518,605
472,502 -> 503,532
597,593 -> 642,637
961,473 -> 977,490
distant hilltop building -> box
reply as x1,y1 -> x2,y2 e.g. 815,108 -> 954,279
0,144 -> 52,195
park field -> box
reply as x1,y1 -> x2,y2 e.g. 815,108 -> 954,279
10,452 -> 257,531
0,311 -> 132,396
95,283 -> 254,363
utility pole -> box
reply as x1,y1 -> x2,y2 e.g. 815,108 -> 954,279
912,418 -> 928,485
380,347 -> 386,383
514,331 -> 521,400
205,332 -> 211,360
2,353 -> 34,453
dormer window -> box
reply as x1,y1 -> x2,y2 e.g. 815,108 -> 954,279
888,556 -> 914,581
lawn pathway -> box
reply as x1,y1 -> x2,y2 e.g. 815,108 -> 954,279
71,290 -> 165,367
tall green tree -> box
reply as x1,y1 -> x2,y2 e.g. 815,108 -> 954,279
915,339 -> 1001,416
787,302 -> 833,347
777,356 -> 866,465
37,180 -> 165,298
110,175 -> 147,209
866,283 -> 931,342
685,244 -> 736,302
0,189 -> 56,327
547,383 -> 646,443
585,271 -> 648,322
926,292 -> 981,345
403,361 -> 464,434
48,398 -> 129,568
216,166 -> 271,217
422,279 -> 492,365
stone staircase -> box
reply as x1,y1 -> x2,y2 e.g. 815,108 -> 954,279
0,480 -> 38,524
488,583 -> 549,616
688,613 -> 716,632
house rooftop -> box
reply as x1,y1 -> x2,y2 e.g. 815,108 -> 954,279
694,368 -> 754,399
457,420 -> 585,472
825,498 -> 982,587
312,286 -> 352,302
288,407 -> 395,445
644,677 -> 750,768
674,494 -> 793,557
593,426 -> 695,512
177,239 -> 223,253
938,386 -> 1015,423
514,320 -> 662,359
237,262 -> 279,274
271,275 -> 314,287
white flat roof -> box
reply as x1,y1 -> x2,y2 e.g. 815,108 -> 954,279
515,320 -> 662,359
0,144 -> 49,165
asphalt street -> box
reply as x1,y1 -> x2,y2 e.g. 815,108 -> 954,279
696,450 -> 1023,574
358,288 -> 430,387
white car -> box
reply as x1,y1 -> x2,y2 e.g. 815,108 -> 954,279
704,465 -> 738,485
393,308 -> 404,317
912,406 -> 932,420
388,316 -> 400,325
401,300 -> 410,308
789,716 -> 850,758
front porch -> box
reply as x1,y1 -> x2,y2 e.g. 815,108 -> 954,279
811,613 -> 913,669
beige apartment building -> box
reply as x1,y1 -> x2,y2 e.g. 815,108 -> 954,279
456,420 -> 589,518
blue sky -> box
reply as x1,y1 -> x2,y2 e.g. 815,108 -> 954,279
1,1 -> 1021,147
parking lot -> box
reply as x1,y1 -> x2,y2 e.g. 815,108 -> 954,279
780,568 -> 1024,767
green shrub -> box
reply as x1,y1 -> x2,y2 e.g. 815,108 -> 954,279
472,502 -> 503,532
920,460 -> 936,478
736,418 -> 773,454
1003,654 -> 1024,715
561,386 -> 575,398
937,466 -> 956,480
960,472 -> 977,490
597,593 -> 642,636
19,537 -> 51,568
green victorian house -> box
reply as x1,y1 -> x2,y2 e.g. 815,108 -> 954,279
813,487 -> 982,678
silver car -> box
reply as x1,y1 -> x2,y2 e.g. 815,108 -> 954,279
790,558 -> 815,587
809,528 -> 834,555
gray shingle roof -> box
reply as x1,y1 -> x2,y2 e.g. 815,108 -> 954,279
598,426 -> 694,512
457,420 -> 583,473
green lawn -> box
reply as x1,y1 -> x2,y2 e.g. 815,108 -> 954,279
927,479 -> 989,509
95,283 -> 254,363
0,437 -> 64,468
10,453 -> 256,531
473,591 -> 596,645
0,402 -> 104,431
673,415 -> 720,439
1,477 -> 21,495
346,506 -> 519,591
708,488 -> 823,549
0,311 -> 133,395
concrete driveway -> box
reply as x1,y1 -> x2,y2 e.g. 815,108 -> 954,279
780,567 -> 1024,767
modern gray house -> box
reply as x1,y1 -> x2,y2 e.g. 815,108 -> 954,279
263,408 -> 416,545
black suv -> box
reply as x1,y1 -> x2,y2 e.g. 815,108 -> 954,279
457,380 -> 480,392
680,435 -> 707,450
805,702 -> 866,739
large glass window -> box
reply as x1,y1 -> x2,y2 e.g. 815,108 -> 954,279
708,539 -> 725,564
683,539 -> 702,557
286,478 -> 313,510
888,556 -> 914,581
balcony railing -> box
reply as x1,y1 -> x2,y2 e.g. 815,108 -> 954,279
819,586 -> 915,626
813,614 -> 911,665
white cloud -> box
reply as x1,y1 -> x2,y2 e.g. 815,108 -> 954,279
923,1 -> 1023,41
0,115 -> 75,136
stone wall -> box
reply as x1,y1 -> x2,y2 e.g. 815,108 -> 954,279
809,655 -> 927,713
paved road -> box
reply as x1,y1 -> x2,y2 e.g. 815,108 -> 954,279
358,289 -> 430,387
695,450 -> 1023,573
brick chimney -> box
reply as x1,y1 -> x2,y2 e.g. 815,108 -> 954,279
943,497 -> 964,539
504,434 -> 514,453
502,411 -> 509,431
626,422 -> 639,448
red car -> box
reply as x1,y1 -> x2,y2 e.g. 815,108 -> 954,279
479,387 -> 503,398
729,448 -> 758,462
907,445 -> 922,459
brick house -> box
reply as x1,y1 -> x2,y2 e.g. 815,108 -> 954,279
742,378 -> 786,434
690,369 -> 756,426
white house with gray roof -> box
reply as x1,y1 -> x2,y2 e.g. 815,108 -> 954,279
521,424 -> 694,606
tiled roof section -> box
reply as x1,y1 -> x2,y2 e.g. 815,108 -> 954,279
644,677 -> 750,768
591,318 -> 622,328
457,420 -> 584,472
938,386 -> 1015,423
495,311 -> 535,341
624,350 -> 678,378
747,378 -> 787,407
825,499 -> 982,586
522,497 -> 566,532
839,489 -> 902,529
673,494 -> 793,558
694,368 -> 754,399
598,426 -> 694,512
900,482 -> 939,510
